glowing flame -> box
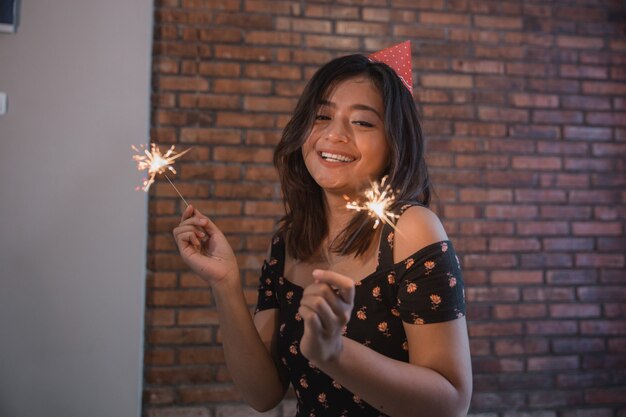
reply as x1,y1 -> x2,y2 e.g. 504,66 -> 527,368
345,176 -> 399,229
132,143 -> 190,192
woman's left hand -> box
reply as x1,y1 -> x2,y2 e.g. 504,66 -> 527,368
298,269 -> 356,365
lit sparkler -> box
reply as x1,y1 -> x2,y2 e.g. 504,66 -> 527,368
132,143 -> 190,206
345,175 -> 400,230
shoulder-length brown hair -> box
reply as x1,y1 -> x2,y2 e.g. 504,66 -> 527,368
274,54 -> 431,261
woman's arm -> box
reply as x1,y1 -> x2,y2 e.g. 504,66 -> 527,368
298,206 -> 472,416
173,205 -> 289,411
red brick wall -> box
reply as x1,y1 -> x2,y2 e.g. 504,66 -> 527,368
144,1 -> 626,416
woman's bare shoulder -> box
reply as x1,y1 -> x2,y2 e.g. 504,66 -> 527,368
393,205 -> 449,263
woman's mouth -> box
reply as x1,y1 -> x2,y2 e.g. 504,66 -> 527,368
320,152 -> 355,163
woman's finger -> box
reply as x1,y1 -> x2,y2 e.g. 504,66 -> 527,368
303,282 -> 351,323
300,294 -> 340,331
298,304 -> 324,334
312,269 -> 356,304
181,204 -> 195,222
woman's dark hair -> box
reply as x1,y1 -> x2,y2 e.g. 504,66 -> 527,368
273,53 -> 431,261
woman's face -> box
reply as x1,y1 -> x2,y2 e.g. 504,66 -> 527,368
302,76 -> 390,197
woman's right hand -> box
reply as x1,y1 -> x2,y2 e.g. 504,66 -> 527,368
173,204 -> 239,285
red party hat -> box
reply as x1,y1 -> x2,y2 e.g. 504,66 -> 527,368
368,40 -> 413,95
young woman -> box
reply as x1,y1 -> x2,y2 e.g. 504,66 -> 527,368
173,47 -> 472,417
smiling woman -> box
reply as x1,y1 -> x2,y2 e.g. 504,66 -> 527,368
173,44 -> 472,417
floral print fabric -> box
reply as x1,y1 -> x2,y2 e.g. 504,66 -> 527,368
255,221 -> 466,417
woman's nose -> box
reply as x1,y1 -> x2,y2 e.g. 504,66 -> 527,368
325,119 -> 350,143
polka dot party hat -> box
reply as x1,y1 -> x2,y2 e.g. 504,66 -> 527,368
368,40 -> 413,95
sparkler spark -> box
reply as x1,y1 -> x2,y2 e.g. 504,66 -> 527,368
345,176 -> 399,230
132,143 -> 190,205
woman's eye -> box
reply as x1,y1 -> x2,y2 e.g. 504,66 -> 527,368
354,120 -> 374,127
315,114 -> 331,121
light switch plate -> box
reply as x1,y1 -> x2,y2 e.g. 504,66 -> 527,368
0,92 -> 6,115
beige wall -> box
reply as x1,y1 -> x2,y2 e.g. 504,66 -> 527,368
0,1 -> 152,416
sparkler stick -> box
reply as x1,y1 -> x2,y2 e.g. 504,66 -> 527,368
132,143 -> 190,206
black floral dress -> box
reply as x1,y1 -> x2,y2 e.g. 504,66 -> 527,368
255,219 -> 466,417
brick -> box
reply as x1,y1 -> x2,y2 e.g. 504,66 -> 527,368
515,189 -> 567,203
304,5 -> 359,19
423,104 -> 475,119
494,304 -> 547,319
478,107 -> 529,123
485,204 -> 539,219
588,112 -> 626,126
557,35 -> 604,49
179,385 -> 242,403
214,13 -> 273,29
148,290 -> 213,307
527,320 -> 579,335
420,74 -> 473,89
485,171 -> 538,187
586,387 -> 626,404
459,221 -> 515,236
454,122 -> 506,137
177,309 -> 219,326
216,113 -> 275,128
420,11 -> 470,25
455,155 -> 509,169
578,286 -> 626,301
510,93 -> 559,108
466,287 -> 520,302
147,309 -> 176,326
464,254 -> 518,269
474,15 -> 522,30
305,34 -> 359,50
562,96 -> 611,111
147,367 -> 214,385
494,338 -> 549,356
512,156 -> 562,170
489,238 -> 541,252
576,254 -> 625,268
245,0 -> 300,15
491,270 -> 543,285
214,45 -> 272,61
244,96 -> 297,112
158,76 -> 209,91
144,348 -> 176,366
582,81 -> 626,95
528,390 -> 584,407
544,238 -> 594,252
180,94 -> 240,110
393,25 -> 446,39
149,328 -> 212,345
469,322 -> 523,337
472,357 -> 524,373
528,356 -> 580,371
551,303 -> 601,318
144,387 -> 176,405
521,253 -> 573,268
553,337 -> 605,354
245,31 -> 302,48
523,287 -> 575,302
517,221 -> 569,236
213,79 -> 272,94
572,222 -> 622,236
470,392 -> 526,411
560,64 -> 608,79
244,63 -> 301,80
539,173 -> 589,188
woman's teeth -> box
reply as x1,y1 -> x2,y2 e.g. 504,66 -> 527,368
321,152 -> 355,163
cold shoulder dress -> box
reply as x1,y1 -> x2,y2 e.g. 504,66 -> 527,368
255,220 -> 466,417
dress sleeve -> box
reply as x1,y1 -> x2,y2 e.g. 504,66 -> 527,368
255,261 -> 280,313
396,241 -> 466,325
255,235 -> 283,313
